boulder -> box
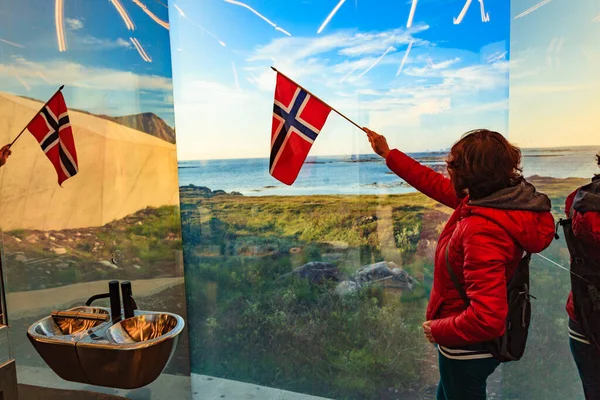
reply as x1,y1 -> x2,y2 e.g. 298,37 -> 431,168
354,261 -> 417,290
291,262 -> 342,284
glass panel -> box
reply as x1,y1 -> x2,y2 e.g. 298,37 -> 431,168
0,0 -> 189,398
172,1 -> 513,399
506,1 -> 600,399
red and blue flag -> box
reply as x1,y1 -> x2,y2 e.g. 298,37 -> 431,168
270,72 -> 332,185
26,92 -> 78,186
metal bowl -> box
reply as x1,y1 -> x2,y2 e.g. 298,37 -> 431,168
27,307 -> 185,389
76,311 -> 184,389
106,313 -> 180,344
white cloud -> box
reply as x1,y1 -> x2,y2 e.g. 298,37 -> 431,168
1,57 -> 172,92
243,26 -> 508,99
175,25 -> 509,159
116,38 -> 132,48
66,18 -> 84,31
369,97 -> 451,128
248,25 -> 428,67
71,35 -> 133,50
338,26 -> 428,57
430,57 -> 462,70
487,51 -> 507,63
244,28 -> 430,94
0,58 -> 174,125
356,89 -> 382,96
404,61 -> 508,91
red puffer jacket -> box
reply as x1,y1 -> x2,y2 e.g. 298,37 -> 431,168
565,177 -> 600,322
386,150 -> 555,347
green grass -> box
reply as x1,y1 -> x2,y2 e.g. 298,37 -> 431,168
181,192 -> 441,398
4,205 -> 183,291
181,178 -> 588,399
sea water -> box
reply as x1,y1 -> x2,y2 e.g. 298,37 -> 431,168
178,147 -> 599,196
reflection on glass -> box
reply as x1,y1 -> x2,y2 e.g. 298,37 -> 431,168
504,1 -> 600,399
0,0 -> 188,397
172,0 -> 600,397
170,0 -> 526,399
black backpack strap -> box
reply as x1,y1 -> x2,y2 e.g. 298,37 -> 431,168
445,244 -> 470,307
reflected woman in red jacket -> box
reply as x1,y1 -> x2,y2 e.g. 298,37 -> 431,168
564,151 -> 600,400
364,128 -> 555,400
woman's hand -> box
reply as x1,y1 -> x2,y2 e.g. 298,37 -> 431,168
363,127 -> 391,159
422,321 -> 435,344
0,145 -> 12,167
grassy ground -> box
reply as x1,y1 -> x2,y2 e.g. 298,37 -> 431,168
3,206 -> 182,292
3,175 -> 590,399
180,176 -> 590,400
181,187 -> 444,399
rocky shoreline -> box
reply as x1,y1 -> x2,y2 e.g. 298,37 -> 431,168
179,184 -> 243,198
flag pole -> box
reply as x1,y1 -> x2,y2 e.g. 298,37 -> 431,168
270,67 -> 364,132
9,85 -> 65,148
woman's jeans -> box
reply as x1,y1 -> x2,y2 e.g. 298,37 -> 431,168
571,336 -> 600,399
436,350 -> 500,400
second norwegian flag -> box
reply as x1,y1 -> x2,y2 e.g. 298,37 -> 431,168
11,86 -> 79,186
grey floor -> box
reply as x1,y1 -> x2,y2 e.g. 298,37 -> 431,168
18,384 -> 126,399
17,365 -> 329,400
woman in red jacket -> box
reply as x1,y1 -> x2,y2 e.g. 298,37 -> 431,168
565,151 -> 600,399
364,128 -> 555,400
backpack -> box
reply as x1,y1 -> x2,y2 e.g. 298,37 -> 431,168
445,245 -> 534,362
558,178 -> 600,351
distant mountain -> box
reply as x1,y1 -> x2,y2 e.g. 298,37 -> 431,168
107,113 -> 176,144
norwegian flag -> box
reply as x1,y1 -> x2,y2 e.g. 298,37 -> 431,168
26,92 -> 78,186
270,72 -> 332,185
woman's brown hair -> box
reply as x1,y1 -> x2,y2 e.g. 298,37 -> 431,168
446,129 -> 522,200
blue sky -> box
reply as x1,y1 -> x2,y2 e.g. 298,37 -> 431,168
3,2 -> 597,160
0,0 -> 174,125
170,0 -> 511,160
